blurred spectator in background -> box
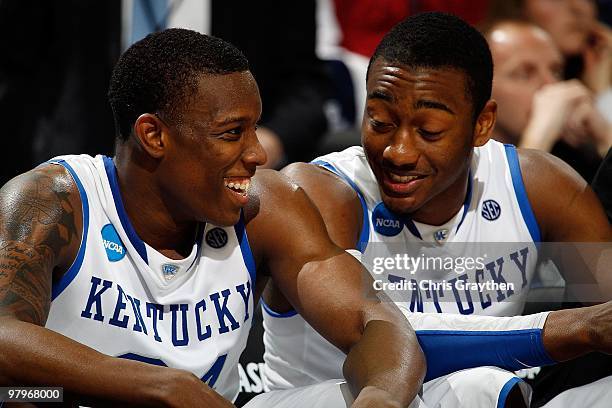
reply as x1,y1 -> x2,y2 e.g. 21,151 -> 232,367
0,0 -> 120,186
487,0 -> 612,124
485,20 -> 612,181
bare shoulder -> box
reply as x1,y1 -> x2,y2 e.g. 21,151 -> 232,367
517,148 -> 610,241
244,168 -> 341,263
1,164 -> 82,242
281,162 -> 363,249
518,148 -> 587,192
245,168 -> 315,228
281,162 -> 360,206
0,164 -> 83,324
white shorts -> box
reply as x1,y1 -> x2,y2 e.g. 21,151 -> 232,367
423,366 -> 530,407
245,367 -> 528,408
542,375 -> 612,408
243,379 -> 427,408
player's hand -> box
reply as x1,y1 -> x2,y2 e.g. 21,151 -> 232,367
351,386 -> 402,408
157,368 -> 236,408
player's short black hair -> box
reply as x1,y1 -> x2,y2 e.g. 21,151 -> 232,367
367,12 -> 493,121
108,28 -> 249,141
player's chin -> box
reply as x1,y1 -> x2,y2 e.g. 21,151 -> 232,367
381,193 -> 424,215
212,207 -> 242,227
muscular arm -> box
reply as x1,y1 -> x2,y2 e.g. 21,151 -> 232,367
0,166 -> 228,407
248,170 -> 425,407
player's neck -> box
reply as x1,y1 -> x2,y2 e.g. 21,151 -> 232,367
113,149 -> 197,259
409,168 -> 470,226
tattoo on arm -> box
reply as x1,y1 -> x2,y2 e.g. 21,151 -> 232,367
0,169 -> 79,325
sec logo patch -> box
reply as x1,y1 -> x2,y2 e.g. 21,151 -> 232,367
206,228 -> 228,248
481,199 -> 501,221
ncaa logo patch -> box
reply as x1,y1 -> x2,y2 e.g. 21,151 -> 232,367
481,199 -> 501,221
101,223 -> 126,262
206,228 -> 228,249
372,202 -> 403,236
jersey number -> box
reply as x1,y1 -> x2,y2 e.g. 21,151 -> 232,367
119,353 -> 227,387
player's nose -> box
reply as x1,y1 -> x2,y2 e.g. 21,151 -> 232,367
383,127 -> 420,167
244,130 -> 267,168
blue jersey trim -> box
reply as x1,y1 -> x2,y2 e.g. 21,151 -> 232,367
404,219 -> 423,240
102,156 -> 148,263
49,160 -> 90,301
118,352 -> 166,366
404,171 -> 472,240
261,299 -> 298,318
503,145 -> 541,242
416,328 -> 555,382
234,211 -> 256,286
188,222 -> 206,271
455,172 -> 473,233
311,160 -> 370,252
497,377 -> 522,408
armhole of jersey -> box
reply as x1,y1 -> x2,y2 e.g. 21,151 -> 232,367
503,145 -> 541,243
234,210 -> 256,286
261,299 -> 298,318
497,377 -> 523,408
48,160 -> 90,301
102,155 -> 148,263
311,160 -> 370,252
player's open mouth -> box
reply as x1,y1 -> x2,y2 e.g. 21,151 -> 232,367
224,177 -> 251,204
382,170 -> 427,195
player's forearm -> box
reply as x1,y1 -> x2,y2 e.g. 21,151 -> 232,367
543,303 -> 609,361
402,304 -> 609,381
0,318 -> 171,406
343,313 -> 426,407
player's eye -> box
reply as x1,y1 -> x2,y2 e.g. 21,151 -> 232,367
369,119 -> 393,133
418,128 -> 442,140
221,127 -> 243,141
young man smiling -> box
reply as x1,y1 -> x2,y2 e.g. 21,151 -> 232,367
0,29 -> 426,407
262,12 -> 612,407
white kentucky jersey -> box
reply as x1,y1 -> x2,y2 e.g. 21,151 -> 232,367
45,154 -> 256,402
263,140 -> 544,390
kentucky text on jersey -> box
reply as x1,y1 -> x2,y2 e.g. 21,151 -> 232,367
81,276 -> 252,346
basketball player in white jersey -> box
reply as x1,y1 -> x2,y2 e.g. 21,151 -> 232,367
262,12 -> 612,407
0,29 -> 427,407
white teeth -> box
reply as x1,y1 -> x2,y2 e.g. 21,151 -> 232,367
224,179 -> 250,193
389,173 -> 418,183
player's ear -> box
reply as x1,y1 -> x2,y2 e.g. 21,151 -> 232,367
133,113 -> 167,159
473,100 -> 497,147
